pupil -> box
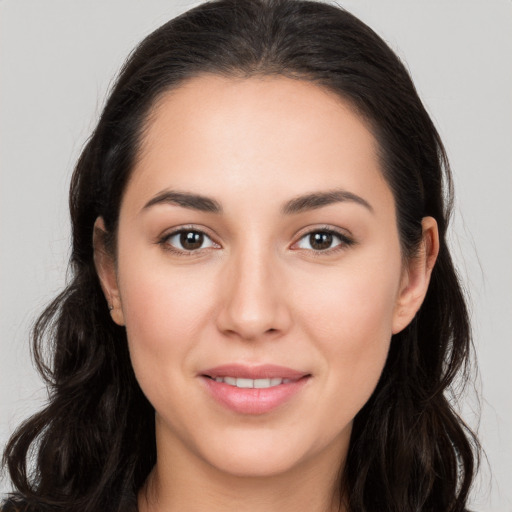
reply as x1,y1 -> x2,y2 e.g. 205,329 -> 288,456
310,232 -> 332,250
180,231 -> 203,250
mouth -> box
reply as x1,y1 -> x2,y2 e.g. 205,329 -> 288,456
200,364 -> 311,414
203,376 -> 295,389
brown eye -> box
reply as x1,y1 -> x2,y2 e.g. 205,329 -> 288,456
294,229 -> 353,252
180,231 -> 204,250
164,229 -> 218,252
309,232 -> 333,250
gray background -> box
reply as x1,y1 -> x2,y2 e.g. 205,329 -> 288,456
1,1 -> 511,510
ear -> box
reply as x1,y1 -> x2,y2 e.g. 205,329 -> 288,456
392,216 -> 439,334
93,217 -> 125,326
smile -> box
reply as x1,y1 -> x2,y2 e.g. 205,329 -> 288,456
208,376 -> 292,388
200,364 -> 310,414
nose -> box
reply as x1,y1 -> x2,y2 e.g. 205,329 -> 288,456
216,246 -> 292,341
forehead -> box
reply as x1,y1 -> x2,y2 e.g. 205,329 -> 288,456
125,74 -> 391,215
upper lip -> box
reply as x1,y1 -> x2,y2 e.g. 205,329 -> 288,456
200,364 -> 309,380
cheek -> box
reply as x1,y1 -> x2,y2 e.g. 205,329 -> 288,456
299,257 -> 400,343
116,250 -> 218,385
295,254 -> 401,405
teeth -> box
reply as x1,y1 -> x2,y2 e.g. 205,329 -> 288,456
236,378 -> 254,388
254,378 -> 272,389
211,376 -> 292,388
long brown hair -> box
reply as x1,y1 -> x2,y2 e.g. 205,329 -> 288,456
3,1 -> 479,510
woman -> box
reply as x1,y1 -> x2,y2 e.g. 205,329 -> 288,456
2,0 -> 479,510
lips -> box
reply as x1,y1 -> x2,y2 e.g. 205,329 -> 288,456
202,363 -> 307,380
200,364 -> 310,414
209,376 -> 292,388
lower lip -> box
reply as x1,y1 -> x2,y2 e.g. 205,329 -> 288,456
201,376 -> 310,415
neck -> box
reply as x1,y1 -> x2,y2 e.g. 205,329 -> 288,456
139,466 -> 345,512
137,422 -> 348,512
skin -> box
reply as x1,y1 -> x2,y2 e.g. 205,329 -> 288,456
94,75 -> 438,512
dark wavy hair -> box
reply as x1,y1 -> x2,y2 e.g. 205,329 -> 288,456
2,0 -> 479,511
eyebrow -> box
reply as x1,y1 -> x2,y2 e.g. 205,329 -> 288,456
282,189 -> 374,215
143,190 -> 222,213
142,188 -> 373,215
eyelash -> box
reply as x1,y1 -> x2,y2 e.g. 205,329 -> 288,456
292,226 -> 355,256
158,225 -> 220,256
157,225 -> 355,256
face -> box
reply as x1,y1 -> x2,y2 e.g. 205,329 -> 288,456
95,75 -> 435,481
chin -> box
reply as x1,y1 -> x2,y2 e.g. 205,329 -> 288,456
208,450 -> 304,479
196,425 -> 343,479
